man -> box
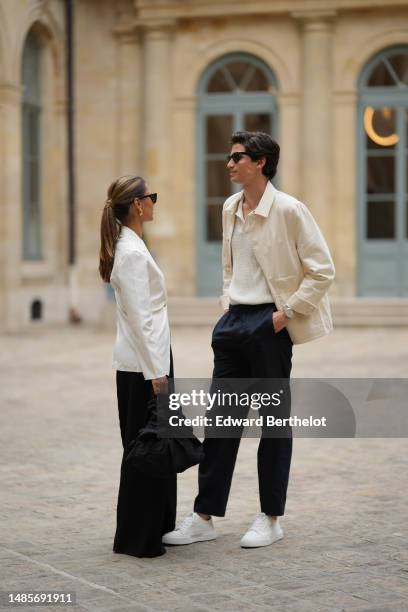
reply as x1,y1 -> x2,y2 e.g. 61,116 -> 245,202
163,131 -> 335,548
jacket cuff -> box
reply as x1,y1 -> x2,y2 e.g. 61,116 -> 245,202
286,293 -> 316,316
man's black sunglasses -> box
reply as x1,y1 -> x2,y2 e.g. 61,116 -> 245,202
226,151 -> 253,164
139,193 -> 158,203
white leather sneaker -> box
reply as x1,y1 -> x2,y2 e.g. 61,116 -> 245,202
240,513 -> 283,548
162,512 -> 217,545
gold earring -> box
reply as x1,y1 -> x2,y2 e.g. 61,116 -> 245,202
139,208 -> 143,217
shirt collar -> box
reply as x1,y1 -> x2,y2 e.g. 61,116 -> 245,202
253,181 -> 277,217
235,196 -> 245,222
233,181 -> 277,220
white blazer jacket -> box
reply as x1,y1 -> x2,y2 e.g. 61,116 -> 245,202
221,182 -> 335,344
110,226 -> 170,379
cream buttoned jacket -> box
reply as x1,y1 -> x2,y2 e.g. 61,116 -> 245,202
221,182 -> 335,344
110,226 -> 170,379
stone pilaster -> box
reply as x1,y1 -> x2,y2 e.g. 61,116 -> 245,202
333,90 -> 358,295
113,5 -> 142,175
140,20 -> 177,244
293,11 -> 336,242
277,92 -> 301,197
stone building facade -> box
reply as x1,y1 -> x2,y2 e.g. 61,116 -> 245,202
1,0 -> 408,331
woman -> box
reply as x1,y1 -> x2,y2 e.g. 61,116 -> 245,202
99,175 -> 176,558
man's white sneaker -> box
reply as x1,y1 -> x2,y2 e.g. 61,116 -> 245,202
162,512 -> 217,545
240,513 -> 283,548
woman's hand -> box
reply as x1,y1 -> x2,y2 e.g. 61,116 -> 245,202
272,309 -> 289,333
152,376 -> 168,395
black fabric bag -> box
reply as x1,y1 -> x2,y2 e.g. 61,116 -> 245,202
125,395 -> 203,478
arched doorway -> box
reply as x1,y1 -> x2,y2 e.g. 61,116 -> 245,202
196,53 -> 278,296
358,46 -> 408,296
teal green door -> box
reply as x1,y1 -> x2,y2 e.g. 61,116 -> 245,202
358,47 -> 408,296
196,54 -> 278,296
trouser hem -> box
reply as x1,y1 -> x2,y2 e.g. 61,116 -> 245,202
193,504 -> 226,518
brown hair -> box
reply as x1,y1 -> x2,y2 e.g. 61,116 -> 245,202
99,175 -> 146,282
231,131 -> 280,180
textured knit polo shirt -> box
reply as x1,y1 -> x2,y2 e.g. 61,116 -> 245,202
228,197 -> 274,306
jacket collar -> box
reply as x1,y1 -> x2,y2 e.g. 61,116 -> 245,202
225,181 -> 277,218
119,225 -> 144,245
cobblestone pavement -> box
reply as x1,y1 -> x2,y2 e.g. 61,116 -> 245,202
1,325 -> 408,612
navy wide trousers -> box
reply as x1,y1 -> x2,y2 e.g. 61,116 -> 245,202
194,303 -> 293,517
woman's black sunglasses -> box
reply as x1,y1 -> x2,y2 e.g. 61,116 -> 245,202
139,193 -> 158,203
226,152 -> 253,164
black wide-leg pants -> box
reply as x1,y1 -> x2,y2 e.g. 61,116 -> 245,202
113,357 -> 176,558
194,303 -> 293,518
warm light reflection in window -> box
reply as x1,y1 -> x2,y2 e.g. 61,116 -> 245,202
363,106 -> 399,147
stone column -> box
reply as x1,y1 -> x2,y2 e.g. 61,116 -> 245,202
333,90 -> 358,296
113,8 -> 142,175
293,11 -> 336,241
0,83 -> 23,331
172,95 -> 197,295
277,92 -> 301,198
141,20 -> 176,247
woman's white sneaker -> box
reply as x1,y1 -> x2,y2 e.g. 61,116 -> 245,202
240,513 -> 283,548
162,512 -> 217,545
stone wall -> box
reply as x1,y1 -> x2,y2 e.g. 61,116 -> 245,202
1,0 -> 407,330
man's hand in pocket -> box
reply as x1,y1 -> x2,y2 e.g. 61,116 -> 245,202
272,309 -> 289,333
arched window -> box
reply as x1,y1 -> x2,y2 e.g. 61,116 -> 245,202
358,46 -> 408,296
205,59 -> 273,94
196,53 -> 278,296
21,30 -> 42,260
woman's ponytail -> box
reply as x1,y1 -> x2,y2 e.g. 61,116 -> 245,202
99,201 -> 120,282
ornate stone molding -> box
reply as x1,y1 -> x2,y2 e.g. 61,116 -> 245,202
134,0 -> 407,20
291,10 -> 337,20
113,0 -> 140,42
276,92 -> 300,106
291,10 -> 337,30
172,96 -> 197,111
113,22 -> 141,43
138,18 -> 177,40
333,90 -> 358,104
0,83 -> 22,105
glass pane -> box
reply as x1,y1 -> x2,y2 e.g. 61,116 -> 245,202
387,53 -> 408,86
207,69 -> 232,93
245,67 -> 269,91
367,60 -> 396,87
22,31 -> 42,261
206,115 -> 233,154
22,107 -> 30,157
406,200 -> 408,239
26,198 -> 41,259
29,159 -> 39,202
366,156 -> 395,194
207,204 -> 223,241
364,107 -> 398,150
406,108 -> 408,144
244,113 -> 272,134
22,31 -> 41,104
28,108 -> 40,157
207,160 -> 231,198
366,201 -> 395,239
22,106 -> 41,260
225,61 -> 251,88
